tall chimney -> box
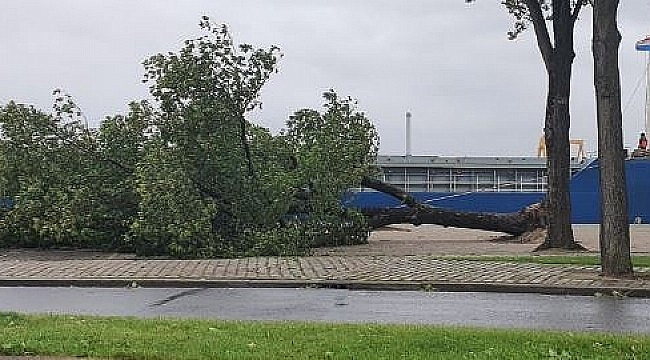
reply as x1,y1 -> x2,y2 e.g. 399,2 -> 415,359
405,111 -> 412,157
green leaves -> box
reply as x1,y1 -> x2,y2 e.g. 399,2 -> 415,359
0,19 -> 377,258
0,95 -> 146,249
130,142 -> 221,257
143,15 -> 281,116
286,90 -> 378,211
283,91 -> 378,248
131,18 -> 289,257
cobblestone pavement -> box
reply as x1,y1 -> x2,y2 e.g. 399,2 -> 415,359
2,225 -> 650,295
1,255 -> 650,296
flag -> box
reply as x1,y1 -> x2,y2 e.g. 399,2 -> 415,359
636,37 -> 650,52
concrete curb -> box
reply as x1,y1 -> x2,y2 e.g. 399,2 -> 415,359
2,278 -> 649,298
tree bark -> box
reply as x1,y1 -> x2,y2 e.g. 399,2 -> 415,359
532,0 -> 581,250
361,205 -> 546,236
592,0 -> 633,277
360,177 -> 547,236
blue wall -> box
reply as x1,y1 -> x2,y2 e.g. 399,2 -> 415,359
344,158 -> 650,224
570,159 -> 650,224
343,191 -> 545,214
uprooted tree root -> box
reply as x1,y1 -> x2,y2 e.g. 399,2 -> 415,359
534,239 -> 589,252
490,227 -> 590,251
489,228 -> 548,244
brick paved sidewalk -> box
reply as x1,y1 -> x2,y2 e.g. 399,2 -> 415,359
3,225 -> 650,296
1,255 -> 649,297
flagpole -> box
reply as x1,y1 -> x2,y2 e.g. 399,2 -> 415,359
635,36 -> 650,134
646,52 -> 650,135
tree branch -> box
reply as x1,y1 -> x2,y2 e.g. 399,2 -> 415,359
571,0 -> 585,23
236,111 -> 255,180
360,176 -> 420,208
523,0 -> 555,72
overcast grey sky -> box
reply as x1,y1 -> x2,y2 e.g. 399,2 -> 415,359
1,1 -> 649,156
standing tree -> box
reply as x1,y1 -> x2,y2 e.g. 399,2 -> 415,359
592,0 -> 633,276
469,0 -> 588,249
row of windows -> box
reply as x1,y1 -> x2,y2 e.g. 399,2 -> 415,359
380,167 -> 548,192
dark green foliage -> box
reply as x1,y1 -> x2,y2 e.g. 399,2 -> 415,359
304,211 -> 370,248
0,98 -> 151,250
0,19 -> 377,258
130,17 -> 291,257
280,91 -> 378,251
128,141 -> 222,257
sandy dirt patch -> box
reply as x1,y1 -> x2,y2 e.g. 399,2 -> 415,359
313,224 -> 650,257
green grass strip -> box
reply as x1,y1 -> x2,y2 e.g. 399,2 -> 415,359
1,312 -> 649,359
440,255 -> 650,268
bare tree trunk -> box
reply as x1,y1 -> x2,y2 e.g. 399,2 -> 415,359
535,0 -> 582,250
360,177 -> 547,235
522,0 -> 585,250
540,75 -> 577,249
592,0 -> 633,277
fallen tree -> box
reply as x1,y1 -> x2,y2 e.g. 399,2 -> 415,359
359,177 -> 548,236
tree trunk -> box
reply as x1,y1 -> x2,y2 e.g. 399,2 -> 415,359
536,0 -> 580,250
592,0 -> 633,277
361,206 -> 546,236
360,177 -> 547,236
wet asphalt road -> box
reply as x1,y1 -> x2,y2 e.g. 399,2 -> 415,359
1,287 -> 649,333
